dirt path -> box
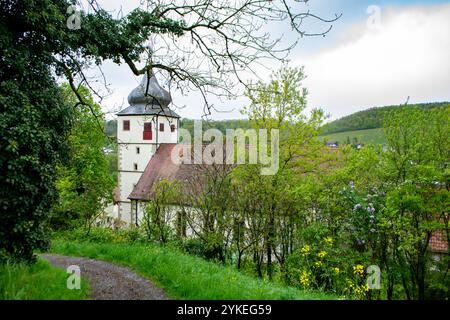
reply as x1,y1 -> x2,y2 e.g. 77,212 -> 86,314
40,254 -> 168,300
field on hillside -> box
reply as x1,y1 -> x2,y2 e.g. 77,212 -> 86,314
320,128 -> 386,145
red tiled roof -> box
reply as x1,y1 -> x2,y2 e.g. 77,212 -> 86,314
128,143 -> 233,202
429,230 -> 448,253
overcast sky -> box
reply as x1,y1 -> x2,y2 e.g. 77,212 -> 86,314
86,1 -> 450,121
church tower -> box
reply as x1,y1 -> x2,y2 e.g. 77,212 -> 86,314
116,72 -> 179,224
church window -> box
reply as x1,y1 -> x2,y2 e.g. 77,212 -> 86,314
143,122 -> 152,140
123,120 -> 130,131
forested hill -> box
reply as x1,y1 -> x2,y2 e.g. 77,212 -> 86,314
106,102 -> 448,139
320,102 -> 449,135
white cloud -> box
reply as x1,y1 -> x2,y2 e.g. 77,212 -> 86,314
91,2 -> 450,120
296,4 -> 450,120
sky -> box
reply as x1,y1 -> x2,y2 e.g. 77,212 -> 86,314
83,1 -> 450,121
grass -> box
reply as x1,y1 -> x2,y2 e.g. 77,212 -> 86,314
51,240 -> 338,300
320,128 -> 386,145
0,259 -> 89,300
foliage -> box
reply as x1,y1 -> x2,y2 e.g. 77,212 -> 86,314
1,0 -> 335,263
0,7 -> 74,262
286,231 -> 368,299
52,226 -> 146,245
0,259 -> 89,300
51,238 -> 337,300
50,84 -> 114,233
142,179 -> 180,244
321,102 -> 448,135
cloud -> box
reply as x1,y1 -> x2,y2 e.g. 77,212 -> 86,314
93,2 -> 450,120
296,3 -> 450,120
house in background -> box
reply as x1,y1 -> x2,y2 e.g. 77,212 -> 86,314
116,73 -> 180,224
326,140 -> 339,148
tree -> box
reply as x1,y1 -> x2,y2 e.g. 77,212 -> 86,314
50,84 -> 114,234
339,106 -> 450,299
239,65 -> 325,278
0,0 -> 338,263
381,106 -> 449,299
143,179 -> 180,244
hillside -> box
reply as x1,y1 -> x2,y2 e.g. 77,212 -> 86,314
320,128 -> 386,146
320,102 -> 449,135
106,102 -> 448,146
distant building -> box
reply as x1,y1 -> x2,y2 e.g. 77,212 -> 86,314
326,140 -> 339,148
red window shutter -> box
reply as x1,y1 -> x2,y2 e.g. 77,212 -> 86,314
170,124 -> 176,132
143,122 -> 152,140
123,120 -> 130,131
160,123 -> 164,132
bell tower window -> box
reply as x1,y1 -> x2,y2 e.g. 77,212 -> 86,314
143,122 -> 152,140
123,120 -> 130,131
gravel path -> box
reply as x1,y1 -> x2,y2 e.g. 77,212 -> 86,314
40,254 -> 168,300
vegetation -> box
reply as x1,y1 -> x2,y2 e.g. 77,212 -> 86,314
1,0 -> 336,264
51,232 -> 336,300
320,102 -> 448,135
0,259 -> 89,300
320,128 -> 386,146
1,1 -> 448,302
132,68 -> 449,300
49,85 -> 114,233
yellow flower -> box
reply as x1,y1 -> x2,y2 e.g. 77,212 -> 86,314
300,270 -> 311,288
334,267 -> 340,274
324,236 -> 334,246
314,261 -> 323,268
353,264 -> 365,277
300,245 -> 311,257
318,251 -> 327,259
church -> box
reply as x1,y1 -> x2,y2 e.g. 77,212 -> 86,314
116,72 -> 181,225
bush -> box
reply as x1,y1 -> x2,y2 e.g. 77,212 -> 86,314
52,226 -> 146,245
182,238 -> 211,259
286,228 -> 370,299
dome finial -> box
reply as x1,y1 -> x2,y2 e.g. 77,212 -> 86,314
127,71 -> 172,108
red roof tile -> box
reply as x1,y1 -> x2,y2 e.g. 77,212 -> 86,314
128,143 -> 233,202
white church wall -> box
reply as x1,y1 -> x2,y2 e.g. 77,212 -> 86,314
119,143 -> 156,172
157,116 -> 178,144
118,171 -> 142,202
117,115 -> 155,144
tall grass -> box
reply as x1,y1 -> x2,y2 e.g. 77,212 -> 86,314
51,240 -> 337,300
0,259 -> 89,300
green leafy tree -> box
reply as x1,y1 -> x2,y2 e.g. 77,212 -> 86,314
50,84 -> 114,234
381,106 -> 449,299
1,0 -> 336,263
143,179 -> 180,244
238,65 -> 325,278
